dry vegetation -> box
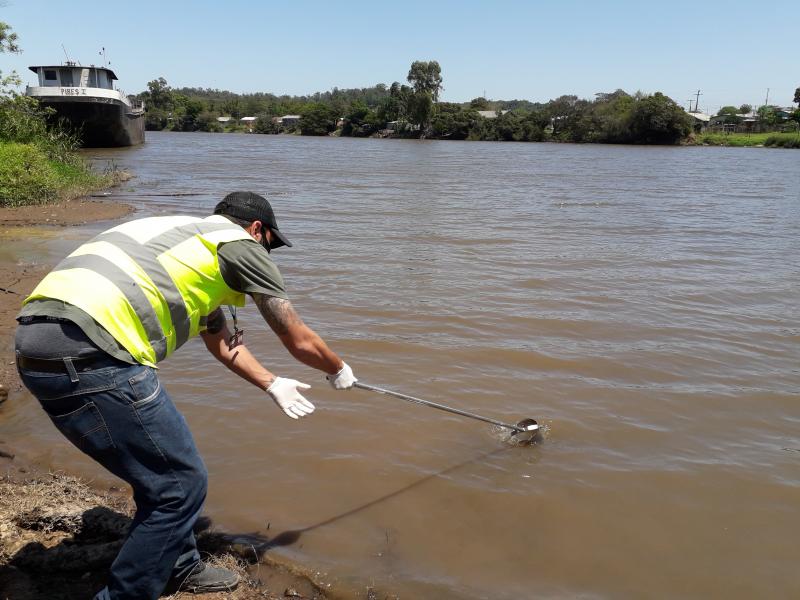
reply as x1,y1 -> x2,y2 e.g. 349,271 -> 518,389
0,469 -> 332,600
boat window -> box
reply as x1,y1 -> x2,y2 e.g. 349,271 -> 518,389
88,69 -> 98,87
44,70 -> 57,80
59,68 -> 74,87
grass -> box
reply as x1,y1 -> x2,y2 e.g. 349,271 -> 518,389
696,131 -> 800,148
764,133 -> 800,148
0,141 -> 117,207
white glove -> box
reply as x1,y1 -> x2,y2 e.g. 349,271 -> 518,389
327,362 -> 357,390
266,377 -> 315,419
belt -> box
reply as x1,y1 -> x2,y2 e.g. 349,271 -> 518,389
16,354 -> 115,374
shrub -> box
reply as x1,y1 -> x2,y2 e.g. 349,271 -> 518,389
0,142 -> 60,206
0,95 -> 80,162
764,135 -> 800,148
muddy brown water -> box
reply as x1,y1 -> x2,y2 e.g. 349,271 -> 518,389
2,132 -> 799,599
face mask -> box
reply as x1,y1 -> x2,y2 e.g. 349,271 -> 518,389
261,225 -> 277,253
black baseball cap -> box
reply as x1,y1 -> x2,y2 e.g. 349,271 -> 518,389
214,191 -> 292,249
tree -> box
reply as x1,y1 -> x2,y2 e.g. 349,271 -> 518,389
794,87 -> 800,106
431,103 -> 478,140
299,103 -> 336,136
407,91 -> 433,134
0,21 -> 21,96
470,97 -> 490,110
716,106 -> 742,125
545,95 -> 588,140
378,81 -> 413,125
627,92 -> 692,144
407,61 -> 443,102
757,105 -> 778,127
738,104 -> 752,115
519,110 -> 549,141
143,78 -> 174,111
0,21 -> 19,54
589,91 -> 635,143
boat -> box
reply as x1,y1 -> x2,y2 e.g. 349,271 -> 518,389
26,61 -> 145,147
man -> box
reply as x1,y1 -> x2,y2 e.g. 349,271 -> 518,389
14,191 -> 357,600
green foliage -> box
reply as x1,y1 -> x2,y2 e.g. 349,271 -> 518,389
406,91 -> 433,133
131,65 -> 700,145
0,141 -> 112,206
739,104 -> 752,114
716,106 -> 742,124
0,95 -> 81,163
764,134 -> 800,148
138,77 -> 391,133
463,90 -> 689,145
757,105 -> 779,126
143,78 -> 173,111
695,132 -> 798,147
626,93 -> 692,144
589,91 -> 635,142
341,100 -> 381,137
794,87 -> 800,105
254,116 -> 280,134
0,21 -> 20,54
144,108 -> 168,131
0,142 -> 59,205
431,103 -> 478,140
407,61 -> 443,102
300,103 -> 337,136
545,95 -> 588,141
470,97 -> 490,110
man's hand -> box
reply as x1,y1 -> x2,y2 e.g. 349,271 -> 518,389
327,362 -> 357,390
266,377 -> 315,419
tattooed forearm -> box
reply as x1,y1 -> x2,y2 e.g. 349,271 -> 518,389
253,294 -> 303,335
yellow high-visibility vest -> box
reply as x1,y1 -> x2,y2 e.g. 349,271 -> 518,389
24,215 -> 253,367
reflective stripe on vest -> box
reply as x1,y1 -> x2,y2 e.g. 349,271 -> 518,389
24,215 -> 253,367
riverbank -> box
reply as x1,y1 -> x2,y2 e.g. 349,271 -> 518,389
0,141 -> 135,208
0,463 -> 334,600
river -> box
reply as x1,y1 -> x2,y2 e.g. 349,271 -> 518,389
2,132 -> 799,599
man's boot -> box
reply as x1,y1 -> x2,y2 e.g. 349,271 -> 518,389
171,561 -> 240,593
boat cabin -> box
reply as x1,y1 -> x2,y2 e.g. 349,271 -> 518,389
29,63 -> 117,90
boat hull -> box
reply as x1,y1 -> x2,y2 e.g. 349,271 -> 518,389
36,96 -> 145,147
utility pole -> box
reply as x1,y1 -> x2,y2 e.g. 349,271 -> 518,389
764,88 -> 770,106
693,90 -> 702,113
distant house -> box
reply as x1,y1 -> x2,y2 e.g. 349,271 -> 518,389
385,120 -> 419,132
240,116 -> 257,132
275,115 -> 301,126
686,111 -> 712,132
477,110 -> 509,119
216,116 -> 232,123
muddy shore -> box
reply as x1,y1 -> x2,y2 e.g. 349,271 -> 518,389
0,199 -> 363,600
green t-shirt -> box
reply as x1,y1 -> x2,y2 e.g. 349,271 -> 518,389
18,239 -> 287,363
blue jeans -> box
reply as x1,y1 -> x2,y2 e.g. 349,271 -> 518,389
17,354 -> 207,600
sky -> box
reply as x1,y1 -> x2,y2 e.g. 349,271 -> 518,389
2,0 -> 798,114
